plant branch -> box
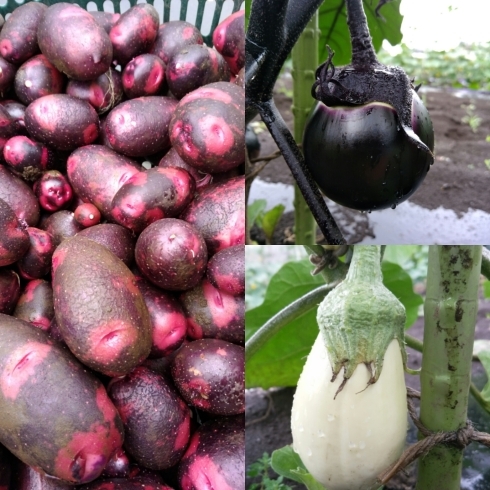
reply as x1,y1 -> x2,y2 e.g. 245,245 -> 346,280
245,283 -> 338,362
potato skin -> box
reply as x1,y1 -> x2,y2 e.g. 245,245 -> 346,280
206,245 -> 244,296
52,235 -> 152,376
212,10 -> 245,75
38,3 -> 113,81
25,94 -> 99,151
0,2 -> 46,64
0,268 -> 20,314
13,278 -> 54,331
178,416 -> 244,490
182,176 -> 245,255
67,145 -> 141,219
105,96 -> 177,157
0,315 -> 124,483
108,366 -> 191,470
0,197 -> 29,266
17,227 -> 55,280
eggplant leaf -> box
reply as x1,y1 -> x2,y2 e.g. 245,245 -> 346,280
246,257 -> 423,389
318,0 -> 403,66
271,446 -> 325,490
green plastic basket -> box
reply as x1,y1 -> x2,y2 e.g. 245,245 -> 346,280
0,0 -> 244,46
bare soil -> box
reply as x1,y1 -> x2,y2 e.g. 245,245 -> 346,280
248,75 -> 490,244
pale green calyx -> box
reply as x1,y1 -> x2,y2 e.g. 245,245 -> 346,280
317,245 -> 406,397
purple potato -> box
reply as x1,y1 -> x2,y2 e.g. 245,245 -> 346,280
169,82 -> 244,173
135,218 -> 207,291
40,210 -> 84,247
91,11 -> 121,34
0,315 -> 124,483
110,166 -> 196,233
0,2 -> 46,64
101,448 -> 130,478
77,223 -> 135,267
122,54 -> 166,99
0,56 -> 16,96
13,278 -> 54,330
150,21 -> 203,65
166,45 -> 230,100
38,3 -> 113,81
0,197 -> 29,266
0,164 -> 40,226
66,69 -> 123,114
0,105 -> 18,153
0,268 -> 20,314
108,366 -> 191,470
182,176 -> 244,255
171,339 -> 244,415
104,96 -> 177,157
34,170 -> 73,212
14,54 -> 65,105
17,227 -> 55,279
206,245 -> 244,296
0,99 -> 26,132
213,10 -> 245,75
178,416 -> 244,490
180,278 -> 245,345
25,94 -> 100,151
109,4 -> 159,66
67,145 -> 141,219
52,235 -> 152,376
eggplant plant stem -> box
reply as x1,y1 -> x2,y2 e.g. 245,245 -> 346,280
292,12 -> 319,244
416,246 -> 482,490
257,99 -> 346,244
245,283 -> 338,362
346,0 -> 378,68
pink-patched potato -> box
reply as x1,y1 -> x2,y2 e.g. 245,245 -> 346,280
0,269 -> 20,314
77,223 -> 135,267
101,448 -> 130,478
90,11 -> 121,34
14,55 -> 65,106
180,278 -> 245,345
134,274 -> 187,357
135,218 -> 207,291
108,366 -> 191,470
169,82 -> 244,173
150,21 -> 203,65
17,227 -> 55,279
37,3 -> 113,81
66,69 -> 123,114
166,45 -> 230,100
178,416 -> 244,490
171,339 -> 244,415
213,10 -> 245,75
25,94 -> 99,151
0,315 -> 124,484
40,210 -> 84,247
3,135 -> 53,182
206,244 -> 245,296
74,202 -> 101,228
0,163 -> 40,226
158,147 -> 212,189
33,170 -> 73,212
0,197 -> 29,267
104,96 -> 177,157
13,278 -> 54,331
122,54 -> 166,99
0,2 -> 46,65
0,105 -> 18,153
67,145 -> 141,219
0,56 -> 17,96
110,166 -> 196,233
182,175 -> 245,255
52,235 -> 152,376
109,4 -> 159,66
0,100 -> 26,133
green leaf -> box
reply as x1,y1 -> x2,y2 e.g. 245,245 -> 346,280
245,259 -> 325,389
262,204 -> 285,243
248,199 -> 267,228
271,446 -> 325,490
382,261 -> 424,328
478,350 -> 490,403
318,0 -> 403,65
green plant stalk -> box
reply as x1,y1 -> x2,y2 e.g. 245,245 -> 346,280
292,12 -> 319,244
416,246 -> 482,490
245,282 -> 337,362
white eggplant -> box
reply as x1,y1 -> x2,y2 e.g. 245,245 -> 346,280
291,335 -> 407,490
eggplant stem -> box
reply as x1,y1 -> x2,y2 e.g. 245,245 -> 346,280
346,0 -> 378,68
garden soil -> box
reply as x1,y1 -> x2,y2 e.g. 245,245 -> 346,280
245,292 -> 490,489
248,76 -> 490,244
